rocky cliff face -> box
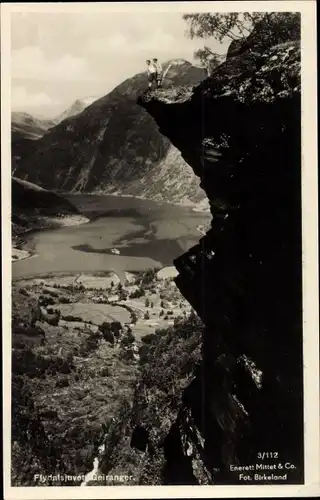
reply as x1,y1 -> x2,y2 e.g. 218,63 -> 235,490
15,61 -> 208,207
138,39 -> 303,483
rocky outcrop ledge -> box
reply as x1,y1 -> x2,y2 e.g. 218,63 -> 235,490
138,40 -> 303,483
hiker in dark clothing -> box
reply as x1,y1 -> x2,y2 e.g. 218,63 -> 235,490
146,59 -> 157,89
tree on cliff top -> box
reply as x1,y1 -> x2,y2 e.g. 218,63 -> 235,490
183,12 -> 300,71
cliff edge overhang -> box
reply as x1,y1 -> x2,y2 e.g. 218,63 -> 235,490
137,39 -> 303,481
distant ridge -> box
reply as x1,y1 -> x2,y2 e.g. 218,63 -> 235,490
11,111 -> 55,140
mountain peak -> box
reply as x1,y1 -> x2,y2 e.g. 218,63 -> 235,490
55,96 -> 99,123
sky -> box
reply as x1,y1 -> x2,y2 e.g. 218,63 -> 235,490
11,11 -> 229,118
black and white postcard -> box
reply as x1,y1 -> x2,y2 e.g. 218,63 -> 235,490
1,1 -> 319,498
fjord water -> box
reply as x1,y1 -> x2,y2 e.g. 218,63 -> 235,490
12,195 -> 210,280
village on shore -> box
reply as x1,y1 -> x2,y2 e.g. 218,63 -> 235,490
13,266 -> 193,350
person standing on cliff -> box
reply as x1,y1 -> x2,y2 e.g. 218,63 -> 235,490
153,58 -> 163,88
146,59 -> 157,89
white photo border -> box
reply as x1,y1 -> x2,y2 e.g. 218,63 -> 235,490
1,1 -> 319,498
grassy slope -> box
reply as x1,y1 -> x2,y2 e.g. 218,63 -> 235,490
11,269 -> 203,485
93,313 -> 203,485
85,272 -> 204,485
11,283 -> 137,485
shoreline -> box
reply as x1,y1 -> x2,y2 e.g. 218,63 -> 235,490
12,195 -> 209,272
12,248 -> 33,262
12,214 -> 89,262
64,190 -> 211,214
